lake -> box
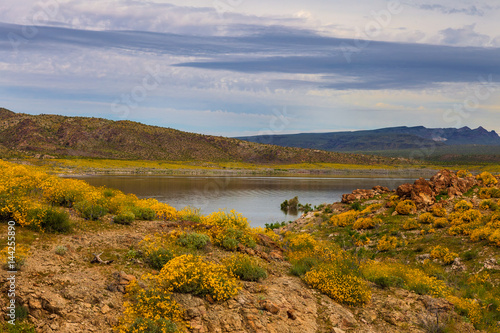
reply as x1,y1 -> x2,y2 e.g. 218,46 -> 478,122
76,175 -> 416,227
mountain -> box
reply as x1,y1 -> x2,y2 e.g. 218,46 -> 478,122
236,126 -> 500,152
0,108 -> 396,165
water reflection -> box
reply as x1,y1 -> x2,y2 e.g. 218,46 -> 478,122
75,175 -> 416,227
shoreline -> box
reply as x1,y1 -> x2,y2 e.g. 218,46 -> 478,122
57,167 -> 441,178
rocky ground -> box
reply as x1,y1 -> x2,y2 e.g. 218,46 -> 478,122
0,222 -> 480,333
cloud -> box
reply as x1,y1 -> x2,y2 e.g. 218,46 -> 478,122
439,24 -> 493,47
415,4 -> 486,16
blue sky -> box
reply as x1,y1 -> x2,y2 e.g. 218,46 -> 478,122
0,0 -> 499,136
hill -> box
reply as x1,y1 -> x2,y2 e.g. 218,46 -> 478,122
236,126 -> 500,163
0,108 -> 396,165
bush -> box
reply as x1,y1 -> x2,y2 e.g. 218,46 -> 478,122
114,212 -> 135,225
454,200 -> 473,212
117,280 -> 184,333
55,245 -> 68,256
377,235 -> 401,252
176,232 -> 210,250
476,171 -> 498,186
430,246 -> 457,265
212,228 -> 256,251
479,199 -> 497,211
153,254 -> 241,301
489,188 -> 500,198
431,206 -> 447,217
224,253 -> 267,281
27,207 -> 71,233
286,233 -> 317,251
418,212 -> 435,224
353,217 -> 379,230
457,170 -> 472,178
330,210 -> 359,226
478,188 -> 491,199
362,261 -> 450,298
147,248 -> 175,270
403,219 -> 420,230
132,207 -> 156,220
303,264 -> 371,306
433,218 -> 449,228
290,256 -> 319,276
396,200 -> 416,215
75,200 -> 107,220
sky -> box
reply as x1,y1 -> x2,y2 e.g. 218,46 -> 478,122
0,0 -> 499,137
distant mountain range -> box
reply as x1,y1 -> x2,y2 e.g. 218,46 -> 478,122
236,126 -> 500,152
0,108 -> 398,165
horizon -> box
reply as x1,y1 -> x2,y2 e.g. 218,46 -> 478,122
2,107 -> 498,138
1,0 -> 499,136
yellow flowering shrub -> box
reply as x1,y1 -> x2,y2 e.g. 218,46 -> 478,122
395,200 -> 416,215
286,233 -> 318,251
478,199 -> 496,210
457,170 -> 472,178
202,210 -> 249,230
152,254 -> 241,301
429,246 -> 457,265
488,229 -> 500,246
447,296 -> 484,327
303,264 -> 371,306
470,227 -> 492,242
362,261 -> 450,298
431,206 -> 447,217
137,198 -> 177,221
330,210 -> 359,227
116,280 -> 185,333
467,272 -> 490,285
478,188 -> 491,199
476,171 -> 498,186
359,203 -> 382,215
418,212 -> 435,224
377,235 -> 403,252
353,217 -> 379,230
433,217 -> 449,228
454,200 -> 473,212
403,218 -> 419,230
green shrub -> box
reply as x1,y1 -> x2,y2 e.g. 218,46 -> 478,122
27,207 -> 71,233
75,200 -> 107,220
55,245 -> 68,256
128,317 -> 178,333
176,232 -> 210,249
147,248 -> 175,270
224,253 -> 267,281
290,256 -> 319,276
132,207 -> 156,220
114,212 -> 135,225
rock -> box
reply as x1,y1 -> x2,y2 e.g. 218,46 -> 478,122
41,292 -> 67,315
484,258 -> 500,270
101,304 -> 110,314
269,250 -> 283,261
287,309 -> 297,320
29,298 -> 42,310
333,328 -> 346,333
451,258 -> 466,272
261,300 -> 280,314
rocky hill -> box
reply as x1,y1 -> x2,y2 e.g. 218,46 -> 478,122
0,108 -> 396,165
236,126 -> 500,163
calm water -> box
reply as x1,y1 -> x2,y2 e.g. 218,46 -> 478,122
76,175 -> 416,227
